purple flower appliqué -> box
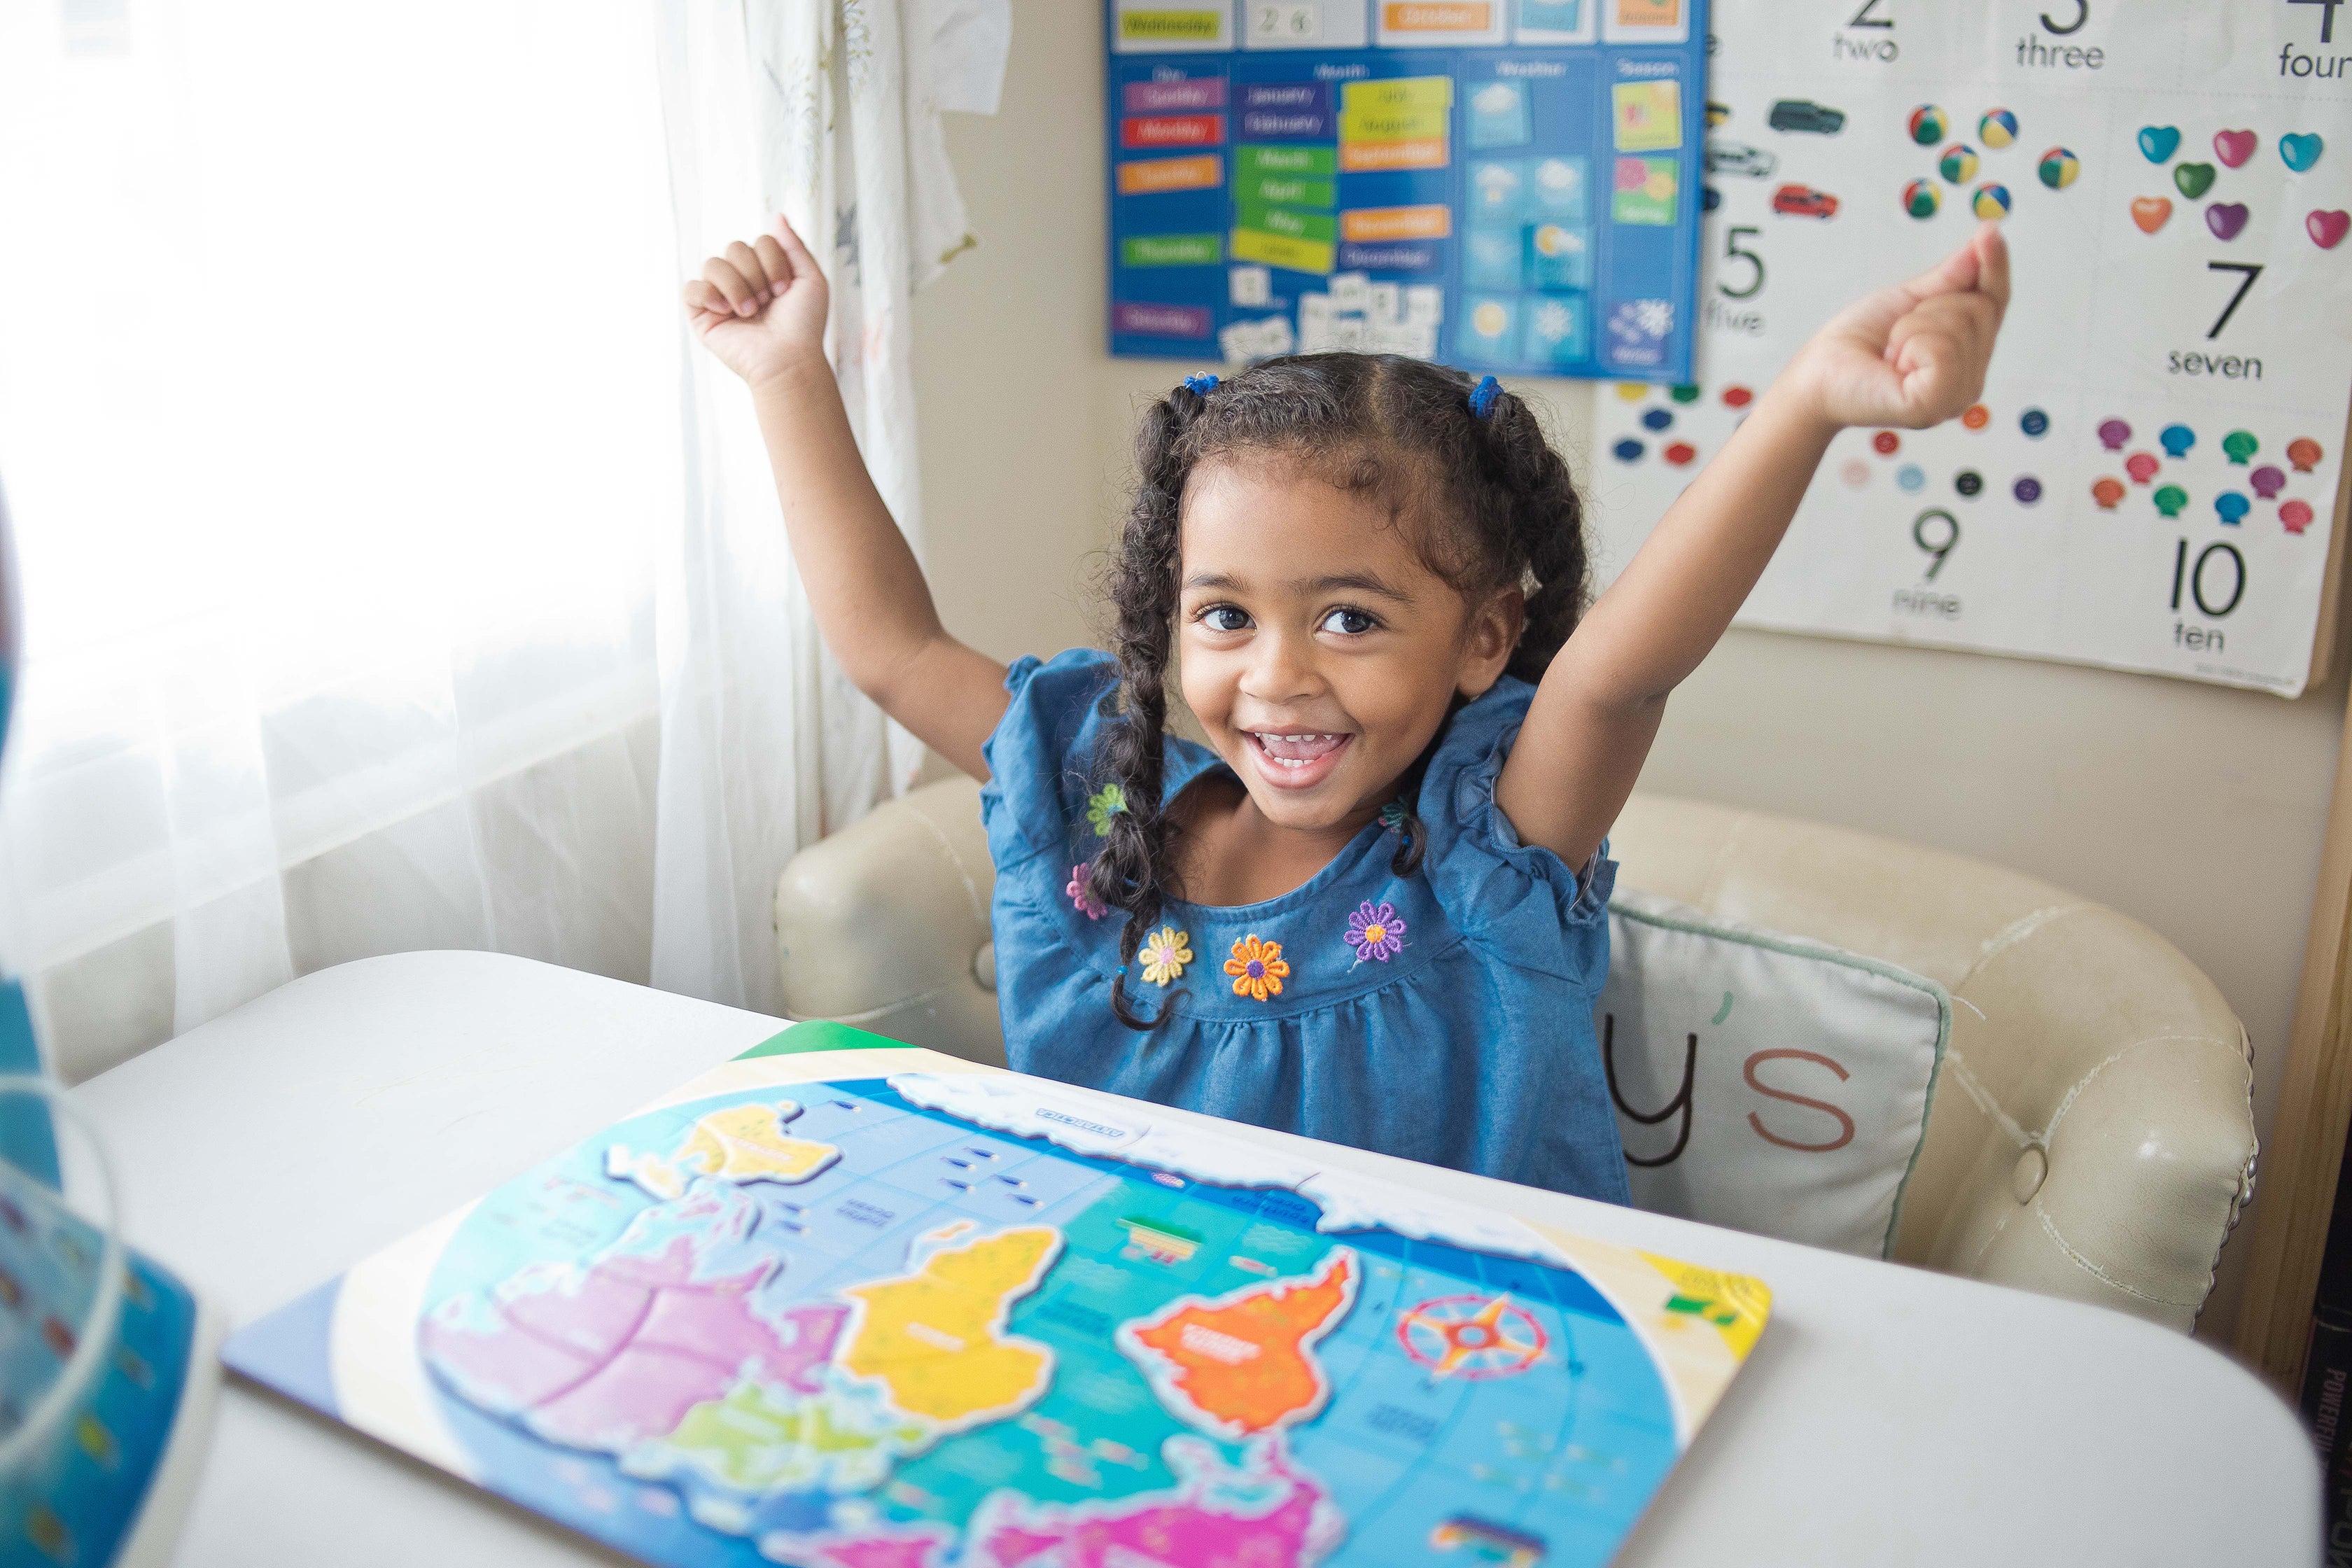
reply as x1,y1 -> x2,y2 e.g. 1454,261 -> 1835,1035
1066,864 -> 1106,920
1345,899 -> 1406,963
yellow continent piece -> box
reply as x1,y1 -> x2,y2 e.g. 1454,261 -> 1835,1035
841,1226 -> 1063,1429
606,1100 -> 839,1198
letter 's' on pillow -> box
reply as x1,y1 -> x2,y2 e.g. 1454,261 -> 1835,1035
1597,890 -> 1949,1259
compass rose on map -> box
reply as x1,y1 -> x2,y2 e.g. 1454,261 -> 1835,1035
1395,1294 -> 1547,1380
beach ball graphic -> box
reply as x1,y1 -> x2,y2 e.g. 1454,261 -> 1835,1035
1903,179 -> 1942,218
2038,147 -> 2080,189
1940,144 -> 1980,184
1980,108 -> 2019,149
1973,183 -> 2013,219
1909,105 -> 1947,146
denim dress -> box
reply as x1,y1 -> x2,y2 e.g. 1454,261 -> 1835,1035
979,649 -> 1630,1205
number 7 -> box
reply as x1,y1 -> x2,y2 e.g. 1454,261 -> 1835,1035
2206,262 -> 2263,340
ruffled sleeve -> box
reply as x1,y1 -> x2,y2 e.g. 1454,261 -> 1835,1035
979,648 -> 1121,872
1412,676 -> 1616,990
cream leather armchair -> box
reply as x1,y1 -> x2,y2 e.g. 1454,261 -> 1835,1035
774,777 -> 2257,1331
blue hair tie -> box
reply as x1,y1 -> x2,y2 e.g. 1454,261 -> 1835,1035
1182,372 -> 1219,396
1467,374 -> 1502,419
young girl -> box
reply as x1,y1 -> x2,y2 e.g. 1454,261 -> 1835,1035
685,218 -> 2007,1205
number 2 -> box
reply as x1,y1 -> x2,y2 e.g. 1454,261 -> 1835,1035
1719,227 -> 1765,299
2206,262 -> 2263,340
1847,0 -> 1892,27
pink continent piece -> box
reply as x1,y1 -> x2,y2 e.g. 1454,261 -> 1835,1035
420,1197 -> 846,1454
974,1438 -> 1338,1568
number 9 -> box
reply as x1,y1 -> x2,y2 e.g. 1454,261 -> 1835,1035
1912,509 -> 1959,580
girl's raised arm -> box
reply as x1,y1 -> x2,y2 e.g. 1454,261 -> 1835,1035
1496,224 -> 2010,870
686,216 -> 1011,779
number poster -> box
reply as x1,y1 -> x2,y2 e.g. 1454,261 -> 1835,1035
1590,0 -> 2352,694
1104,0 -> 1712,382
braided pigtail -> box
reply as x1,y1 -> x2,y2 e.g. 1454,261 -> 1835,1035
1467,382 -> 1590,682
1086,377 -> 1210,1030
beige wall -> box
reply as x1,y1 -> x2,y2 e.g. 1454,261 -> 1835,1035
912,13 -> 2346,1340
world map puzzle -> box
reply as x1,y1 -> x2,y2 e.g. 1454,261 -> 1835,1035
224,1032 -> 1768,1568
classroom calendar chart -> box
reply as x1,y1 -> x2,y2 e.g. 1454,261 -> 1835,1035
1104,0 -> 1712,382
1589,0 -> 2352,696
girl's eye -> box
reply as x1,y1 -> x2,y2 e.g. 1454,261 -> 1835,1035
1319,607 -> 1377,636
1200,606 -> 1252,633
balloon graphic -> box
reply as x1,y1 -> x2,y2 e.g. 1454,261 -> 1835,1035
1973,183 -> 2013,219
1721,385 -> 1754,408
2092,477 -> 2126,510
1872,430 -> 1901,455
2288,437 -> 2324,472
2283,499 -> 2316,533
2284,133 -> 2325,172
1910,105 -> 1947,145
2215,491 -> 2250,526
2130,197 -> 2174,234
2251,465 -> 2287,499
2098,419 -> 2132,451
1840,458 -> 1870,488
2019,408 -> 2050,438
2014,476 -> 2043,505
1961,404 -> 1991,430
2153,484 -> 2188,517
1670,384 -> 1702,403
1955,470 -> 1984,497
1940,144 -> 1980,184
2207,203 -> 2250,241
1981,110 -> 2019,148
1896,464 -> 1926,493
1612,438 -> 1644,463
2221,429 -> 2258,464
2039,147 -> 2080,189
1664,442 -> 1698,466
1642,407 -> 1674,431
2137,125 -> 2181,163
2160,424 -> 2197,457
2214,130 -> 2258,169
1903,178 -> 1942,218
2125,452 -> 2161,484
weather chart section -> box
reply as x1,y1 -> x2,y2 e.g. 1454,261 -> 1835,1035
223,1043 -> 1768,1568
1105,0 -> 1712,380
1591,1 -> 2352,694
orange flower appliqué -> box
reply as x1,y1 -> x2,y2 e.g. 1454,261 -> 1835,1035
1223,934 -> 1289,1002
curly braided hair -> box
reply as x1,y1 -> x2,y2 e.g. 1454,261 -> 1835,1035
1086,354 -> 1588,1030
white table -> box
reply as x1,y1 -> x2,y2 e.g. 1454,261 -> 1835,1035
78,951 -> 2316,1567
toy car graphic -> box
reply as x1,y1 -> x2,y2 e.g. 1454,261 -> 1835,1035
1768,99 -> 1846,134
1770,184 -> 1839,218
1704,141 -> 1778,178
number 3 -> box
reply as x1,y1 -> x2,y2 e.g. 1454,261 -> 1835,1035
2040,0 -> 2087,34
1719,227 -> 1765,300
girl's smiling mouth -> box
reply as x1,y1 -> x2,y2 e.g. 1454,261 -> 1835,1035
1244,729 -> 1352,789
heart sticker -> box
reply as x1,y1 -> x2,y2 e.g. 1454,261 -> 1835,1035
2138,125 -> 2181,163
2213,129 -> 2258,168
2174,162 -> 2217,199
2206,202 -> 2250,241
2130,196 -> 2174,233
2284,132 -> 2325,172
2311,209 -> 2351,249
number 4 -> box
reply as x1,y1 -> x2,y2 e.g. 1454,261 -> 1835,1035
2206,262 -> 2263,340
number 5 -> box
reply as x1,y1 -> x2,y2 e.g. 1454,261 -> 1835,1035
1719,227 -> 1765,300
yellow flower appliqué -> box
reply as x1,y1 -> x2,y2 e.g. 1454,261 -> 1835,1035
1138,926 -> 1192,986
1224,934 -> 1289,1002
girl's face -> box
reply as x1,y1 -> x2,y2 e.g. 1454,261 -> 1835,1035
1176,458 -> 1520,836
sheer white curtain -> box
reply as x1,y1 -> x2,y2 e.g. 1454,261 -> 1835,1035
0,0 -> 1002,1079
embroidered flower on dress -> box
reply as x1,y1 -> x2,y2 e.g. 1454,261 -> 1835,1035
1378,799 -> 1409,833
1086,783 -> 1127,836
1224,934 -> 1289,1002
1065,864 -> 1106,920
1138,926 -> 1192,986
1345,900 -> 1407,964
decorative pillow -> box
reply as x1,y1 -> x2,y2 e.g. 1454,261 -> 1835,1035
1597,889 -> 1949,1259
